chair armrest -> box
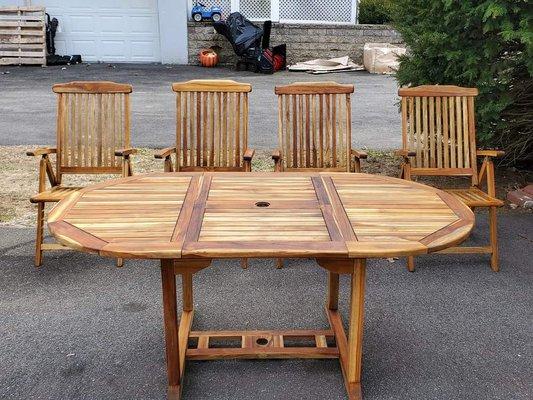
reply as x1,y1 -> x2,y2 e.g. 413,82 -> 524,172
154,147 -> 177,159
26,147 -> 56,157
351,149 -> 368,159
115,147 -> 138,157
271,149 -> 281,160
243,148 -> 255,161
477,149 -> 505,158
394,149 -> 416,158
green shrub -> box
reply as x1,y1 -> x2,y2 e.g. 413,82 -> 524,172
358,0 -> 394,24
392,0 -> 532,167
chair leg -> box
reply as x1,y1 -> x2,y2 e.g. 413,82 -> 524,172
240,258 -> 248,269
35,202 -> 45,267
276,258 -> 283,269
489,206 -> 499,272
116,258 -> 124,268
407,256 -> 415,272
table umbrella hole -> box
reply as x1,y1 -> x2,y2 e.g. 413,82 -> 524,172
255,201 -> 270,208
256,337 -> 270,346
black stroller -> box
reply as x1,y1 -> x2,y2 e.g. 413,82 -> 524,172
214,12 -> 286,73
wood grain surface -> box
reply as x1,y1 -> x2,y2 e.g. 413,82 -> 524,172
48,172 -> 474,260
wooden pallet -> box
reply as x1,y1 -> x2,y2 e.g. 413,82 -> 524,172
0,6 -> 46,66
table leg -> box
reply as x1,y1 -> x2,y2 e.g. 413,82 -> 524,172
327,272 -> 339,310
347,259 -> 366,398
161,259 -> 181,399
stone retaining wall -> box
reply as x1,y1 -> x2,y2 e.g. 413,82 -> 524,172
188,22 -> 403,66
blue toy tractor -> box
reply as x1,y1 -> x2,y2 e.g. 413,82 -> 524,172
192,2 -> 222,22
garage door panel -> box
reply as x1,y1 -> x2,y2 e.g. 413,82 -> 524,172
129,16 -> 158,34
100,16 -> 125,33
69,16 -> 95,34
53,39 -> 67,55
71,40 -> 97,58
131,40 -> 159,59
128,0 -> 159,11
38,0 -> 160,62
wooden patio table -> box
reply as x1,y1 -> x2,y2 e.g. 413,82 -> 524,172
48,172 -> 474,400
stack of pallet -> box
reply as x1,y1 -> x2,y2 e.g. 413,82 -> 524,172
0,6 -> 46,66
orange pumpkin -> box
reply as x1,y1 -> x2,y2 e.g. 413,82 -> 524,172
199,49 -> 219,67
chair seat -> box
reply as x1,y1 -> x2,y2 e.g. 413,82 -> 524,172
30,186 -> 83,203
445,187 -> 504,207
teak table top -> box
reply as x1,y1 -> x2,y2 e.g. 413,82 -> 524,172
48,172 -> 474,260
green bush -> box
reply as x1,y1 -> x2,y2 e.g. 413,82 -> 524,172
358,0 -> 394,24
392,0 -> 532,167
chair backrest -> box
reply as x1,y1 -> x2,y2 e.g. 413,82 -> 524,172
399,85 -> 479,184
171,79 -> 252,171
274,82 -> 354,171
53,81 -> 132,180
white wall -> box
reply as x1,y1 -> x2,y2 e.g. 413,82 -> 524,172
158,0 -> 188,64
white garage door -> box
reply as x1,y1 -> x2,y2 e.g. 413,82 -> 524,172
37,0 -> 161,62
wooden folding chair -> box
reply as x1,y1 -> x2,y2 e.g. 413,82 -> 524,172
396,85 -> 504,272
27,81 -> 137,267
155,79 -> 255,269
272,81 -> 367,268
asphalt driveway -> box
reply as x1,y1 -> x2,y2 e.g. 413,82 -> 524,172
0,64 -> 400,151
1,213 -> 531,399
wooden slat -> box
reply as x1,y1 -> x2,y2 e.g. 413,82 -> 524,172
399,85 -> 478,97
422,97 -> 428,167
449,97 -> 456,168
415,97 -> 421,166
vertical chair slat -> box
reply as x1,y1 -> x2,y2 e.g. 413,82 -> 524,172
422,97 -> 428,167
222,92 -> 228,166
442,96 -> 449,168
449,97 -> 456,168
346,94 -> 352,172
305,95 -> 311,168
283,95 -> 289,168
401,97 -> 407,149
456,95 -> 463,168
202,92 -> 207,166
243,92 -> 249,160
338,94 -> 344,168
176,93 -> 182,171
331,94 -> 338,168
209,92 -> 215,167
277,95 -> 283,169
235,93 -> 241,167
429,97 -> 435,167
298,94 -> 304,167
467,97 -> 478,185
292,94 -> 297,167
436,97 -> 442,168
462,96 -> 470,168
408,97 -> 414,166
182,93 -> 188,167
415,97 -> 421,167
325,94 -> 331,167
